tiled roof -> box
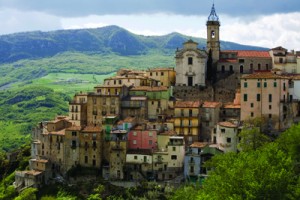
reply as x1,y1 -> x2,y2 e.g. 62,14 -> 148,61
66,126 -> 82,131
130,86 -> 168,91
221,50 -> 271,58
202,101 -> 221,108
82,126 -> 102,133
190,142 -> 209,148
218,58 -> 237,63
175,101 -> 201,108
223,103 -> 241,109
159,130 -> 177,136
218,121 -> 238,128
242,72 -> 286,79
49,129 -> 65,135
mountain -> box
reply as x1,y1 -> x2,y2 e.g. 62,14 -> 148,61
0,25 -> 268,63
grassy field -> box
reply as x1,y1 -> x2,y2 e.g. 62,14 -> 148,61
27,72 -> 115,95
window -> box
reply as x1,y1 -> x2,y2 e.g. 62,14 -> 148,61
279,58 -> 283,63
71,140 -> 76,148
266,64 -> 269,70
257,94 -> 261,101
258,63 -> 261,70
72,132 -> 77,136
148,132 -> 153,137
251,112 -> 254,117
133,132 -> 137,136
189,109 -> 193,117
149,140 -> 152,145
171,155 -> 177,160
257,82 -> 261,88
239,59 -> 245,63
188,57 -> 193,65
269,94 -> 272,102
161,72 -> 164,76
221,129 -> 225,133
274,82 -> 277,87
221,65 -> 225,73
227,137 -> 231,143
85,156 -> 88,164
119,80 -> 122,85
134,156 -> 138,160
230,65 -> 233,72
173,146 -> 176,151
93,160 -> 96,166
269,114 -> 272,119
264,82 -> 267,87
150,72 -> 152,76
133,140 -> 137,145
244,82 -> 248,88
243,94 -> 248,102
250,103 -> 254,108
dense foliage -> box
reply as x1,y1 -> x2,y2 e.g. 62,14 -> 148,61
171,124 -> 300,200
0,86 -> 70,151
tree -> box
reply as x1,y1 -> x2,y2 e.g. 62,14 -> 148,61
198,143 -> 295,199
238,117 -> 271,151
14,188 -> 37,200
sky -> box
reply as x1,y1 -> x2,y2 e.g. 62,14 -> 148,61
0,0 -> 300,50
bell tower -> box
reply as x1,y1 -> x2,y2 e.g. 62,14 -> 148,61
206,4 -> 220,62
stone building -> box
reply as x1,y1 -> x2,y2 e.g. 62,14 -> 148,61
175,40 -> 207,87
201,101 -> 221,142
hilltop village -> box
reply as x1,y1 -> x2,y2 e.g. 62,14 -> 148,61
15,4 -> 300,190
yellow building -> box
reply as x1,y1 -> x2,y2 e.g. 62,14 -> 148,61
146,68 -> 176,87
174,101 -> 201,145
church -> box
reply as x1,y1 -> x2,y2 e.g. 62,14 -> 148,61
174,4 -> 277,88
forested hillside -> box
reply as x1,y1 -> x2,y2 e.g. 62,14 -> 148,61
0,25 -> 267,63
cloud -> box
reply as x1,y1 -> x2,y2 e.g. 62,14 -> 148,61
221,12 -> 300,50
0,8 -> 61,35
0,0 -> 299,17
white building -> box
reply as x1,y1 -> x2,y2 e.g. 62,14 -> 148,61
175,40 -> 207,87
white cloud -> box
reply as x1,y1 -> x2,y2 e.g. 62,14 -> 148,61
221,12 -> 300,50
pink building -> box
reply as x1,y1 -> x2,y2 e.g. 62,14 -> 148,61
127,125 -> 157,150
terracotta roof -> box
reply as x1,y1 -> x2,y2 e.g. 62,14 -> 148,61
242,72 -> 286,79
202,101 -> 221,108
94,85 -> 123,88
66,126 -> 82,131
82,126 -> 102,133
218,58 -> 237,63
221,50 -> 271,58
223,103 -> 241,109
175,101 -> 201,108
49,129 -> 65,135
218,121 -> 238,128
130,86 -> 168,91
123,117 -> 136,123
159,130 -> 177,136
190,142 -> 209,148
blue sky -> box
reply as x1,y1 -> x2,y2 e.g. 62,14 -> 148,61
0,0 -> 300,50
